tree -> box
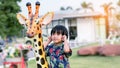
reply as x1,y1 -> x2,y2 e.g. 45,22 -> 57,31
0,0 -> 22,38
60,6 -> 66,11
60,6 -> 73,11
101,2 -> 113,15
66,6 -> 73,10
116,14 -> 120,20
116,0 -> 120,20
81,1 -> 94,12
117,0 -> 120,6
101,2 -> 113,38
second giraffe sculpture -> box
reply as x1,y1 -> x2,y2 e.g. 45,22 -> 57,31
17,1 -> 54,68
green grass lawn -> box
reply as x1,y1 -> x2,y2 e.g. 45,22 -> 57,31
28,48 -> 120,68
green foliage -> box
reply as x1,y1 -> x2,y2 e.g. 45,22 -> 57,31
81,1 -> 94,12
116,13 -> 120,20
0,0 -> 23,38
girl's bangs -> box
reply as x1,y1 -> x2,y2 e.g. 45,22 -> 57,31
52,30 -> 63,35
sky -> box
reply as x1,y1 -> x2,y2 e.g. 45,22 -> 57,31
18,0 -> 119,16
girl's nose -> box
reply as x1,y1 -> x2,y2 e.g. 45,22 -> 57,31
52,34 -> 58,38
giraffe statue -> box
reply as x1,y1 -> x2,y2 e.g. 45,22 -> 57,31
17,1 -> 54,68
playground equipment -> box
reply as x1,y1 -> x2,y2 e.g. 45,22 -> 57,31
3,49 -> 29,68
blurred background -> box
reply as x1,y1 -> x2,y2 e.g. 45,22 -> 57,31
1,0 -> 120,68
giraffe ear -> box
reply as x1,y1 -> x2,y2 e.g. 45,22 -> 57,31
17,13 -> 27,25
41,12 -> 54,25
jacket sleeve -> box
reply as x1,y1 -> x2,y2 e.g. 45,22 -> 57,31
64,49 -> 72,58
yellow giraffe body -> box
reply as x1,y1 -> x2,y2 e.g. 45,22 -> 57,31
17,1 -> 54,68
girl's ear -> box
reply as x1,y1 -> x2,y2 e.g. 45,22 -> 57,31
17,13 -> 27,25
41,12 -> 54,25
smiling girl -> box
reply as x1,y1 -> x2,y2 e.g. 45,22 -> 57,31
44,25 -> 72,68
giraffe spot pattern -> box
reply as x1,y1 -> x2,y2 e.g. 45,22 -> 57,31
25,19 -> 27,21
34,39 -> 37,42
38,41 -> 41,46
19,2 -> 51,68
37,27 -> 39,30
36,57 -> 39,61
35,44 -> 37,47
39,49 -> 43,55
38,33 -> 41,38
37,63 -> 42,68
41,57 -> 45,65
35,50 -> 37,53
39,25 -> 41,28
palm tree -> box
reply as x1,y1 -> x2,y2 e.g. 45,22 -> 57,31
66,6 -> 73,10
101,2 -> 113,38
116,0 -> 120,20
60,6 -> 73,11
60,6 -> 66,11
117,0 -> 120,7
81,1 -> 94,12
101,2 -> 113,16
116,14 -> 120,20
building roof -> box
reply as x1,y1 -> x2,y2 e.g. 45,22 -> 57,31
53,11 -> 105,20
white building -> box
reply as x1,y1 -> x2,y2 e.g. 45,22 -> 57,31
42,11 -> 107,43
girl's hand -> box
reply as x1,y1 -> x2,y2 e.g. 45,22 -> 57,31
62,35 -> 70,53
62,35 -> 67,42
47,36 -> 52,43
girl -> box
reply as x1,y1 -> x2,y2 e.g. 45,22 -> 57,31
44,25 -> 72,68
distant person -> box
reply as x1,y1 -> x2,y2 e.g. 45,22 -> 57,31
44,25 -> 72,68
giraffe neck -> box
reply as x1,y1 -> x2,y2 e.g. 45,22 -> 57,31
32,33 -> 48,68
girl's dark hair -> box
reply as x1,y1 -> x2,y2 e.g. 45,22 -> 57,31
51,25 -> 68,38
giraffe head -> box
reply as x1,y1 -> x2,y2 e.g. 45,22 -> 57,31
17,1 -> 54,38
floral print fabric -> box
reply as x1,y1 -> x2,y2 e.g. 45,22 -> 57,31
45,43 -> 72,68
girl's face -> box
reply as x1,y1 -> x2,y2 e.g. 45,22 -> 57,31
51,32 -> 63,44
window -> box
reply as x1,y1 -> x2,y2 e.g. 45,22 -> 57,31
68,19 -> 77,40
69,26 -> 77,40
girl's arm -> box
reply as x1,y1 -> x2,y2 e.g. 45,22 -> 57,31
62,35 -> 72,57
62,35 -> 71,53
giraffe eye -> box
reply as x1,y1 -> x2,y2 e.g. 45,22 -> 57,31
35,19 -> 39,24
22,24 -> 27,29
